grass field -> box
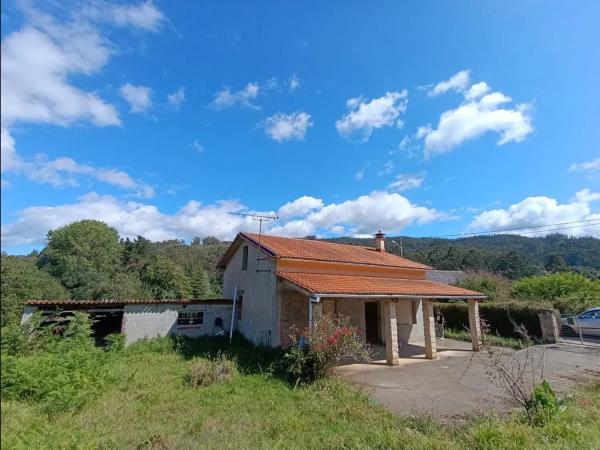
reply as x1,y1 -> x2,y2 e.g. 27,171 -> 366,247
2,335 -> 599,450
444,327 -> 532,350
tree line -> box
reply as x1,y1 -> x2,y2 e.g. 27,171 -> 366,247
3,220 -> 599,326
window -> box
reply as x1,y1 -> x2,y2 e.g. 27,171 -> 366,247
242,246 -> 249,271
177,310 -> 204,326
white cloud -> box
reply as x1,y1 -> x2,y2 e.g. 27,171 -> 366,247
278,196 -> 324,219
378,160 -> 394,177
120,83 -> 153,113
355,169 -> 365,181
1,145 -> 154,197
464,81 -> 491,101
289,73 -> 301,91
1,1 -> 166,190
1,26 -> 120,128
388,173 -> 425,192
569,158 -> 600,173
418,76 -> 533,157
108,1 -> 165,31
1,190 -> 446,248
335,90 -> 408,141
210,82 -> 260,110
189,140 -> 204,153
468,189 -> 600,237
167,86 -> 185,107
263,112 -> 313,142
428,70 -> 470,97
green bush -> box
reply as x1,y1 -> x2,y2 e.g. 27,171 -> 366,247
528,380 -> 560,425
187,353 -> 237,387
104,333 -> 125,351
511,272 -> 600,314
436,302 -> 552,339
1,339 -> 113,413
282,315 -> 371,384
457,272 -> 512,301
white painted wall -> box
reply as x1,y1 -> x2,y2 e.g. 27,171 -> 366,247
122,303 -> 232,345
222,242 -> 279,346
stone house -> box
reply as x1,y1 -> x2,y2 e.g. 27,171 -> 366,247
218,231 -> 486,364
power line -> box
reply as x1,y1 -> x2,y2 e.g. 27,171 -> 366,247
426,218 -> 600,239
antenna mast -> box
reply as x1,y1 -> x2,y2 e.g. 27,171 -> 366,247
229,212 -> 278,273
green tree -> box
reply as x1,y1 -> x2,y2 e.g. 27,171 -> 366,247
189,267 -> 211,298
0,254 -> 69,326
544,254 -> 568,273
511,272 -> 599,301
141,255 -> 191,299
39,221 -> 122,298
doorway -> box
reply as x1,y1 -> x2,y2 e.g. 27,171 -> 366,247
364,302 -> 380,344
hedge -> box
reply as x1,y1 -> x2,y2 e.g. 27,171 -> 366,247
435,301 -> 556,339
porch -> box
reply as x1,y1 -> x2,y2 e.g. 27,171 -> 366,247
310,296 -> 484,365
278,271 -> 486,364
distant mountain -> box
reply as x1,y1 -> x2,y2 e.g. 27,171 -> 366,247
326,233 -> 600,280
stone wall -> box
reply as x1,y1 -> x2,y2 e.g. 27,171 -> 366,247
278,286 -> 308,347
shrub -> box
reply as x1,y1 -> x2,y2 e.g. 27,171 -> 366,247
436,301 -> 552,339
457,272 -> 512,302
1,339 -> 113,413
282,314 -> 370,384
528,380 -> 560,425
187,353 -> 237,387
104,333 -> 125,351
1,324 -> 27,356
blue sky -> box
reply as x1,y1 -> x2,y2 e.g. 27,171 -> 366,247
1,0 -> 599,254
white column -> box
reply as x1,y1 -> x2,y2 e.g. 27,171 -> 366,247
422,299 -> 437,360
468,299 -> 482,351
383,299 -> 399,366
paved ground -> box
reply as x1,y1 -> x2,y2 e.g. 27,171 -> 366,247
337,338 -> 600,421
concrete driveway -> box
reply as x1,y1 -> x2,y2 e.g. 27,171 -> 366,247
336,339 -> 600,421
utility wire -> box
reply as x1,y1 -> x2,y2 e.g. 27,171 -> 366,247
424,218 -> 600,239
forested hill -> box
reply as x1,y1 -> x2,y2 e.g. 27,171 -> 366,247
327,233 -> 600,279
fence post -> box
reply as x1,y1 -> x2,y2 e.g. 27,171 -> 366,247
537,309 -> 560,344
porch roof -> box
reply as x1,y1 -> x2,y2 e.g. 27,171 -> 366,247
278,272 -> 485,299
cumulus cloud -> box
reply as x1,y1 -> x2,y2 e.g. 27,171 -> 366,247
418,73 -> 533,157
468,189 -> 600,237
120,83 -> 153,113
210,82 -> 260,110
335,90 -> 408,142
428,69 -> 471,96
263,112 -> 313,142
167,86 -> 185,107
278,196 -> 324,219
569,158 -> 600,173
1,190 -> 446,248
0,1 -> 166,190
388,173 -> 425,192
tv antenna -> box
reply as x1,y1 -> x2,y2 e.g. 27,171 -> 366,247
229,212 -> 278,273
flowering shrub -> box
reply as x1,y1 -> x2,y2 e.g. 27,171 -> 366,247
282,314 -> 371,384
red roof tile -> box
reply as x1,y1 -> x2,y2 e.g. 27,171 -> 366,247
24,299 -> 233,306
240,233 -> 432,270
278,272 -> 485,298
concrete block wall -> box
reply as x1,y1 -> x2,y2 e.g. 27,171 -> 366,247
123,303 -> 232,345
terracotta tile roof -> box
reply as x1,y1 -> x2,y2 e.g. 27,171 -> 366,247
241,232 -> 432,270
278,272 -> 485,298
24,299 -> 233,307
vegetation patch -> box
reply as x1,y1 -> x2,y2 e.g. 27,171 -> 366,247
187,353 -> 238,387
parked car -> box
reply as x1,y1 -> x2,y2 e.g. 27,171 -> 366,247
561,307 -> 600,337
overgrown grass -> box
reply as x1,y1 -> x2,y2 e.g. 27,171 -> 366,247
2,335 -> 599,449
444,328 -> 533,350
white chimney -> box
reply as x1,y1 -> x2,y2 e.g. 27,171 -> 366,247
374,230 -> 385,252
